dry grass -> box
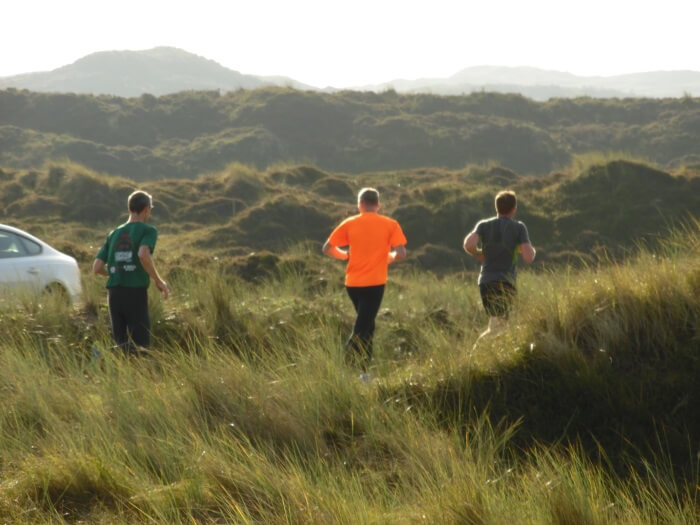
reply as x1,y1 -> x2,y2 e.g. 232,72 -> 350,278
0,219 -> 697,522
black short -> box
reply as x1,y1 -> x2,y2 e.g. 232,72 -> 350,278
479,281 -> 516,318
108,286 -> 150,351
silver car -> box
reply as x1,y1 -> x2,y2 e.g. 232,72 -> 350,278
0,224 -> 82,303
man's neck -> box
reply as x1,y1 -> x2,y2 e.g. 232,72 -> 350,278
127,213 -> 144,223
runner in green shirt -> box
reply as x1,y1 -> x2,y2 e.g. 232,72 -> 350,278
93,190 -> 169,353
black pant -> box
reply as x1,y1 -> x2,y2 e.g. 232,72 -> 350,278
108,286 -> 150,352
345,284 -> 385,370
479,281 -> 516,318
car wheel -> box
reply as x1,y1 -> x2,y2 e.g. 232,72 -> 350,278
43,282 -> 71,305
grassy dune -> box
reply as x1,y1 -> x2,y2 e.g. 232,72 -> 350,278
0,217 -> 697,522
2,157 -> 698,273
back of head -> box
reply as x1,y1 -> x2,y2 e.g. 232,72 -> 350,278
358,187 -> 380,208
495,190 -> 516,216
128,190 -> 153,214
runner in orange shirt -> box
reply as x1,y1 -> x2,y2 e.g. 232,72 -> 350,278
323,188 -> 407,372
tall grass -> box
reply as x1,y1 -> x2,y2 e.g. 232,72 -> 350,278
0,221 -> 697,522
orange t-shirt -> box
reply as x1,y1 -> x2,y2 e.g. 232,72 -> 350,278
327,212 -> 407,287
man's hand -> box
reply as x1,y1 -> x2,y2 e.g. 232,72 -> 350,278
92,258 -> 108,276
520,243 -> 536,264
464,232 -> 484,263
156,279 -> 170,300
388,245 -> 407,264
322,241 -> 349,261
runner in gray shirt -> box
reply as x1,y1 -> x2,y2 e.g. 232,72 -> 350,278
464,190 -> 536,344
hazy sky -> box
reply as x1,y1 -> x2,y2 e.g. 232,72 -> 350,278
3,0 -> 699,87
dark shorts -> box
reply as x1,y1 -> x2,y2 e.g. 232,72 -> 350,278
479,281 -> 516,318
108,286 -> 150,351
345,284 -> 385,369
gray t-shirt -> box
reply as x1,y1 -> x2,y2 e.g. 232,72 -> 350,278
474,216 -> 530,285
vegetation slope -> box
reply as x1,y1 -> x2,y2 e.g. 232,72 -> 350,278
1,157 -> 698,273
0,212 -> 697,523
2,88 -> 700,179
0,143 -> 698,521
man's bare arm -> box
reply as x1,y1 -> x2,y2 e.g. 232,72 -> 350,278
92,258 -> 108,276
520,243 -> 536,264
322,240 -> 349,261
138,245 -> 170,299
463,232 -> 484,263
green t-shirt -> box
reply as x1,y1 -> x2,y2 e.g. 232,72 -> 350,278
96,222 -> 158,288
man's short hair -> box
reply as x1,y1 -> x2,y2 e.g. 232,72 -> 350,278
358,187 -> 379,206
128,190 -> 153,213
495,190 -> 517,215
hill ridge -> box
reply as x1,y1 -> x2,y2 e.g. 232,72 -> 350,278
3,48 -> 700,98
0,47 -> 313,96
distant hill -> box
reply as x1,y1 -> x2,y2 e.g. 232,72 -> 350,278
361,66 -> 700,100
2,49 -> 700,99
0,47 -> 314,97
1,88 -> 699,178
